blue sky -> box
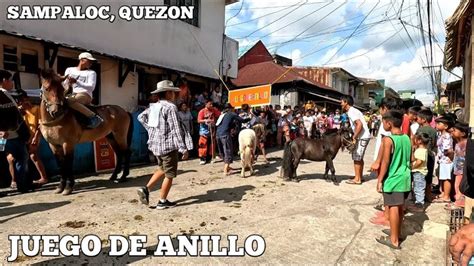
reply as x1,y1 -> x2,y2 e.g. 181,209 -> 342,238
225,0 -> 461,105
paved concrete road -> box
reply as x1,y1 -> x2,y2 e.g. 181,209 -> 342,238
0,142 -> 449,264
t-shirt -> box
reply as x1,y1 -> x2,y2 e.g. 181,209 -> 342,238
454,139 -> 467,176
347,107 -> 370,139
64,67 -> 97,97
198,107 -> 220,136
303,115 -> 314,130
23,105 -> 40,143
417,125 -> 437,152
410,122 -> 420,135
437,131 -> 453,164
412,147 -> 428,175
374,126 -> 391,161
216,112 -> 243,137
333,114 -> 341,125
383,134 -> 412,193
401,114 -> 411,135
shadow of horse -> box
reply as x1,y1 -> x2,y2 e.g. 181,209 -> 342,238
175,185 -> 255,207
0,201 -> 71,224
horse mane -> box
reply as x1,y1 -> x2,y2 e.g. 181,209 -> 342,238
322,128 -> 339,136
40,69 -> 65,94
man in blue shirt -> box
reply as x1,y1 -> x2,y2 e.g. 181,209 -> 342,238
216,103 -> 249,175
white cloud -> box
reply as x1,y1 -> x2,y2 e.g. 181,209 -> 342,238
226,0 -> 462,93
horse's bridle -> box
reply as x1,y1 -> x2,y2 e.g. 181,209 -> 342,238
40,86 -> 64,118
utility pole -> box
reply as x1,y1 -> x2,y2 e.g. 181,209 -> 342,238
422,65 -> 442,112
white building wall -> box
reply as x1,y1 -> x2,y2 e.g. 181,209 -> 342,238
0,0 -> 238,79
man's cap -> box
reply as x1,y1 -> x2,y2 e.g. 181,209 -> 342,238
151,80 -> 181,94
78,52 -> 97,61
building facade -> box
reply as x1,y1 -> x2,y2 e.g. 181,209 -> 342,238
0,0 -> 239,175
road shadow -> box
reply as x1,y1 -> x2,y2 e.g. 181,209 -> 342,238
0,201 -> 71,224
175,185 -> 256,207
296,173 -> 355,184
31,241 -> 182,265
401,211 -> 430,239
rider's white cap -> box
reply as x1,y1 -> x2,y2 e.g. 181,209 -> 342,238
78,52 -> 97,61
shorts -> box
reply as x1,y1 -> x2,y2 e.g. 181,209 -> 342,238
383,191 -> 409,206
156,150 -> 179,178
438,162 -> 453,180
352,138 -> 370,161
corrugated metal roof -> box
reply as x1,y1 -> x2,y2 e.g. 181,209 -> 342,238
231,61 -> 334,91
444,0 -> 473,70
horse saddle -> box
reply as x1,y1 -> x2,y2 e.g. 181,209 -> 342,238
67,103 -> 100,127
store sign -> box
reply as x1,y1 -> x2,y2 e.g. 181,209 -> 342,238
228,84 -> 271,108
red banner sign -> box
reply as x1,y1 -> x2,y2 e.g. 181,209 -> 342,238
93,138 -> 116,173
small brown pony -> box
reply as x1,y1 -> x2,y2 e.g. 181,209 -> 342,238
39,69 -> 133,195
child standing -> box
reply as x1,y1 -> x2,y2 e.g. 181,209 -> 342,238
416,109 -> 437,202
376,110 -> 412,249
409,133 -> 430,212
433,116 -> 454,203
451,122 -> 469,208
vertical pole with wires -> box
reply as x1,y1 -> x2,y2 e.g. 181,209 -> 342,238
423,65 -> 442,112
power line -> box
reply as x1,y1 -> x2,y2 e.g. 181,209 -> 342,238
273,1 -> 345,53
241,0 -> 309,39
227,4 -> 289,27
323,0 -> 381,64
225,0 -> 244,26
227,1 -> 325,10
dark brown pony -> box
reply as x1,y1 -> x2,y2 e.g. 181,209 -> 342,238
39,69 -> 133,195
280,127 -> 354,184
0,90 -> 22,131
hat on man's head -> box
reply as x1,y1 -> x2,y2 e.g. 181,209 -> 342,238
78,52 -> 96,61
151,80 -> 181,94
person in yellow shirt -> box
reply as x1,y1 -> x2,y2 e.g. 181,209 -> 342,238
16,93 -> 48,186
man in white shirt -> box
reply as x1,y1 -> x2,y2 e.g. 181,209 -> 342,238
341,95 -> 371,185
63,52 -> 103,128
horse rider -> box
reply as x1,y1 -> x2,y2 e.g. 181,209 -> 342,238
62,52 -> 103,129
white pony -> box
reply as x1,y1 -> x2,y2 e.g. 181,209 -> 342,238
238,128 -> 257,178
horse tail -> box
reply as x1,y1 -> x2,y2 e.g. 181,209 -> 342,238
126,112 -> 134,149
281,141 -> 294,178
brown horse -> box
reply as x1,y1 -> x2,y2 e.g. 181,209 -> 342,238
39,69 -> 133,195
280,127 -> 355,184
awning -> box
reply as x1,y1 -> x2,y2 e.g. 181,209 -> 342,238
444,0 -> 473,70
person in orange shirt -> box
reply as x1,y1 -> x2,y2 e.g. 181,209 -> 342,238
15,93 -> 48,186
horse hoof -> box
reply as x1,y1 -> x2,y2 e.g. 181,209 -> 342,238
54,186 -> 65,194
109,176 -> 117,181
62,187 -> 73,195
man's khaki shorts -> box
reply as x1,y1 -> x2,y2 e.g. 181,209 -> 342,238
156,150 -> 179,178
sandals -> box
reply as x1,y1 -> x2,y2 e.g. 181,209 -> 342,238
375,236 -> 401,250
381,229 -> 407,241
345,180 -> 362,185
432,197 -> 451,203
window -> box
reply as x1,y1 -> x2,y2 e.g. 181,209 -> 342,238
3,45 -> 18,71
164,0 -> 200,27
21,49 -> 38,73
